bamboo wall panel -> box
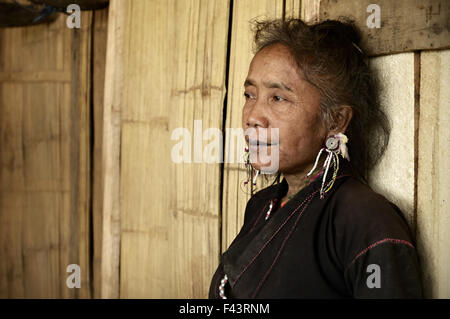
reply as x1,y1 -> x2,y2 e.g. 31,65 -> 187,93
110,0 -> 229,298
417,50 -> 450,298
0,13 -> 93,298
221,0 -> 284,252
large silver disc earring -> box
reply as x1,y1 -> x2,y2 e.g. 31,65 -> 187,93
307,133 -> 349,199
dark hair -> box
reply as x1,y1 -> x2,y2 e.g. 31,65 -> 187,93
251,17 -> 390,176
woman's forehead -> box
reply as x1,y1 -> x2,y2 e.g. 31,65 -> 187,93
251,43 -> 297,68
247,46 -> 314,94
248,46 -> 300,83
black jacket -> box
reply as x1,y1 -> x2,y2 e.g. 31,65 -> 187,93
209,162 -> 423,298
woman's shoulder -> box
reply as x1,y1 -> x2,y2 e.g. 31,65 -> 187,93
329,176 -> 416,265
331,176 -> 411,231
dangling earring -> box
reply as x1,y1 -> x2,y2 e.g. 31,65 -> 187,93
252,170 -> 260,186
307,133 -> 349,199
242,147 -> 260,191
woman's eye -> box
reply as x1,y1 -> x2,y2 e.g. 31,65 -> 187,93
273,95 -> 285,102
243,92 -> 252,99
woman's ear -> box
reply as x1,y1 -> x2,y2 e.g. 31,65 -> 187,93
328,105 -> 353,135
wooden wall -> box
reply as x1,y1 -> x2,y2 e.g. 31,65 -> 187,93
417,50 -> 450,298
0,0 -> 449,299
367,51 -> 450,298
100,0 -> 230,298
0,12 -> 90,298
0,8 -> 107,298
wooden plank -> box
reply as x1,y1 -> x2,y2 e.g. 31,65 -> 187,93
308,0 -> 450,56
112,0 -> 229,298
222,0 -> 284,252
284,0 -> 301,19
73,11 -> 94,300
0,12 -> 93,298
92,7 -> 109,299
0,71 -> 71,83
99,0 -> 125,299
416,50 -> 450,298
301,0 -> 321,22
367,53 -> 416,231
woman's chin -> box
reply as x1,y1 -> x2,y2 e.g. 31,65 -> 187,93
250,161 -> 279,174
248,148 -> 280,174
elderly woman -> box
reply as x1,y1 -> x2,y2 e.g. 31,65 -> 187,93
209,18 -> 422,299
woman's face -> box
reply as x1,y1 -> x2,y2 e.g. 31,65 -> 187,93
242,43 -> 328,175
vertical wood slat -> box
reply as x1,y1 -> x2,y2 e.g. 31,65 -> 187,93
0,13 -> 93,298
100,0 -> 125,298
102,0 -> 229,298
221,0 -> 284,252
284,0 -> 302,19
300,0 -> 321,22
92,8 -> 109,299
417,50 -> 450,298
74,11 -> 94,300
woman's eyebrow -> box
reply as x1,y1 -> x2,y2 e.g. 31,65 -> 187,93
263,81 -> 293,92
244,79 -> 255,87
244,78 -> 293,93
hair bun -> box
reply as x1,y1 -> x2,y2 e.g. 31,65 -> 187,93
311,18 -> 361,48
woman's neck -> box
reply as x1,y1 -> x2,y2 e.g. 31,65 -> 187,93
281,158 -> 325,201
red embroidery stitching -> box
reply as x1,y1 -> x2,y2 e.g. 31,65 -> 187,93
251,195 -> 316,298
350,238 -> 415,266
249,201 -> 269,233
232,190 -> 319,289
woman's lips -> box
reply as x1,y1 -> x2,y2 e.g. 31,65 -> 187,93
248,139 -> 278,146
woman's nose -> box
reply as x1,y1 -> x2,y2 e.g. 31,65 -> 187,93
245,100 -> 268,128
